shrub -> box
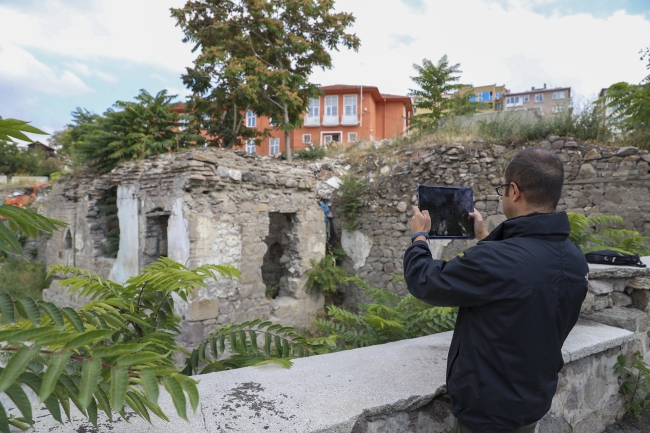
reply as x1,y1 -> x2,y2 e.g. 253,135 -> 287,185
314,276 -> 457,349
337,176 -> 369,231
568,213 -> 650,256
0,256 -> 50,299
304,253 -> 349,295
295,145 -> 326,160
614,351 -> 650,420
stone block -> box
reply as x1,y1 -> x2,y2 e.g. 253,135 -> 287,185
594,294 -> 609,310
188,299 -> 220,321
577,163 -> 597,179
631,289 -> 650,311
552,140 -> 564,149
581,292 -> 595,313
228,169 -> 242,181
616,147 -> 638,157
583,306 -> 650,332
177,320 -> 206,346
588,279 -> 614,295
611,292 -> 632,307
583,149 -> 601,160
627,277 -> 650,290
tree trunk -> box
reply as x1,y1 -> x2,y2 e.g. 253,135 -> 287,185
283,103 -> 292,163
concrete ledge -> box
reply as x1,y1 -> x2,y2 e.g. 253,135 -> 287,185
588,260 -> 650,280
561,318 -> 634,362
31,320 -> 633,432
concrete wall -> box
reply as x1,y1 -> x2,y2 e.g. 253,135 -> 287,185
26,317 -> 635,433
39,148 -> 327,346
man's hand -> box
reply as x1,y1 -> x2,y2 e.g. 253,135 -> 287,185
469,208 -> 489,241
411,206 -> 431,237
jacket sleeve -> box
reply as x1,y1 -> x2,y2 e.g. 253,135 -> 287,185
403,240 -> 491,307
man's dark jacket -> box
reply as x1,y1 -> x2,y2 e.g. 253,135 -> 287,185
403,212 -> 588,433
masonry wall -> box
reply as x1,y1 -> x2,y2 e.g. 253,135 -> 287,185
328,138 -> 650,307
39,148 -> 327,347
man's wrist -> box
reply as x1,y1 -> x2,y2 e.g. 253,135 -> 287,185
411,231 -> 430,243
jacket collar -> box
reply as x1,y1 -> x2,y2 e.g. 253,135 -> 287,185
482,212 -> 570,242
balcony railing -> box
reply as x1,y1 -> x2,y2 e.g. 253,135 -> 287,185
322,115 -> 339,126
304,116 -> 320,127
341,115 -> 358,126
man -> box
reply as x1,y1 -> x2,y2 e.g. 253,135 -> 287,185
316,195 -> 334,249
403,148 -> 588,433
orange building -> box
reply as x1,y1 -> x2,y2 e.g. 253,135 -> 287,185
174,85 -> 412,157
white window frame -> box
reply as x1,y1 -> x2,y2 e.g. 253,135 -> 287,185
535,94 -> 544,103
496,92 -> 503,99
342,95 -> 358,125
523,95 -> 529,103
323,96 -> 339,125
552,105 -> 565,113
246,110 -> 256,128
552,91 -> 565,100
245,139 -> 256,154
505,96 -> 522,108
305,98 -> 320,126
302,134 -> 311,144
269,137 -> 280,156
348,132 -> 358,143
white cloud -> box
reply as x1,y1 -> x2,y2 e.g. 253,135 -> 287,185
0,41 -> 92,96
0,0 -> 194,72
66,62 -> 117,82
312,0 -> 650,101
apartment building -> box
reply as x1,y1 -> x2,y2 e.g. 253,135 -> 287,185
458,84 -> 509,112
503,84 -> 572,115
246,85 -> 412,156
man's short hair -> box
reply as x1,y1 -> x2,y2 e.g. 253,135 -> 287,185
504,147 -> 564,210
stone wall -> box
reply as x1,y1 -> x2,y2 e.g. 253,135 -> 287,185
326,138 -> 650,307
39,148 -> 327,346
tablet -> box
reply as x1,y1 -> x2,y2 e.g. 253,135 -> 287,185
417,185 -> 475,239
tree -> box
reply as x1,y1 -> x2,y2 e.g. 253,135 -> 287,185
0,116 -> 50,176
598,47 -> 650,149
172,0 -> 360,162
75,89 -> 202,172
409,55 -> 466,132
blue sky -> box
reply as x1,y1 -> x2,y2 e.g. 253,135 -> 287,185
1,0 -> 649,142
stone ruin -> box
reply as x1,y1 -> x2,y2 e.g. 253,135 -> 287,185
38,148 -> 326,346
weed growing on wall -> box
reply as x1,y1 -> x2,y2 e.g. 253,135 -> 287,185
614,352 -> 650,420
304,253 -> 349,296
337,176 -> 369,231
295,145 -> 327,160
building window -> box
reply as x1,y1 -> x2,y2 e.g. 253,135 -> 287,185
343,95 -> 357,116
552,105 -> 565,113
348,132 -> 357,143
246,110 -> 256,127
323,135 -> 333,144
269,118 -> 279,127
496,92 -> 503,99
496,103 -> 502,110
325,96 -> 338,116
523,95 -> 529,103
469,94 -> 477,102
246,139 -> 256,154
535,94 -> 544,103
552,91 -> 565,100
477,91 -> 492,102
302,134 -> 311,144
269,138 -> 280,156
308,98 -> 319,118
505,96 -> 522,107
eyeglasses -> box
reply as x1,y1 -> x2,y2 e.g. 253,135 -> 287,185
495,182 -> 524,197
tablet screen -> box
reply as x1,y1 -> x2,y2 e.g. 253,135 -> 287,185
417,185 -> 475,239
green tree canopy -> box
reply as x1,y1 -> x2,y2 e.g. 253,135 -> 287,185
599,47 -> 650,149
171,0 -> 360,161
409,55 -> 466,132
75,89 -> 202,172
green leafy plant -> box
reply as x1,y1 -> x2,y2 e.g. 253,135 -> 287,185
614,351 -> 650,420
0,117 -> 47,144
0,198 -> 66,256
265,282 -> 280,299
314,276 -> 457,350
304,253 -> 349,295
0,255 -> 50,300
337,176 -> 368,231
295,145 -> 327,160
568,213 -> 650,256
182,320 -> 333,375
